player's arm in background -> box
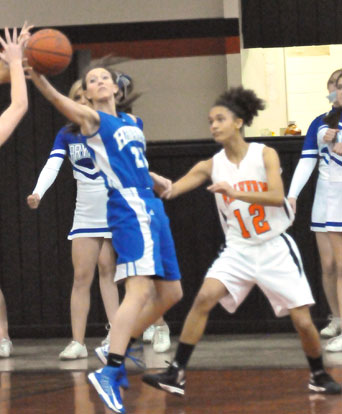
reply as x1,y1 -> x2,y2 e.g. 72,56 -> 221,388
0,27 -> 29,146
287,117 -> 322,213
159,158 -> 213,199
208,147 -> 284,206
27,129 -> 67,209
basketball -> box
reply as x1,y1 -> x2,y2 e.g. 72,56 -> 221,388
25,29 -> 72,76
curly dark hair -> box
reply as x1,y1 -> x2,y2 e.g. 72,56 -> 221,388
214,86 -> 265,126
80,55 -> 141,113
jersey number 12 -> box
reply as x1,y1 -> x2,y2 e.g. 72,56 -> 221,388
234,204 -> 271,238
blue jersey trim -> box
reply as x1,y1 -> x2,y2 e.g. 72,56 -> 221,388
326,221 -> 342,227
311,222 -> 326,228
69,227 -> 110,236
301,154 -> 317,159
72,166 -> 101,180
49,153 -> 65,160
330,155 -> 342,166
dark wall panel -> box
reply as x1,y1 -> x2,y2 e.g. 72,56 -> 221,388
242,0 -> 342,48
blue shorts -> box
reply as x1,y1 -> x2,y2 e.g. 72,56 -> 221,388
107,188 -> 181,282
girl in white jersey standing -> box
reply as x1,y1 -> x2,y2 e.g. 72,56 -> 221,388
288,69 -> 342,343
0,25 -> 30,357
142,86 -> 341,397
29,57 -> 183,413
27,78 -> 120,360
313,71 -> 342,352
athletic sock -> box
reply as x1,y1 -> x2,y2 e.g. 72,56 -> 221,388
174,342 -> 195,368
127,338 -> 137,350
306,355 -> 324,375
107,353 -> 124,367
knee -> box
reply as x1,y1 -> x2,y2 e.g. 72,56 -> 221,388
293,315 -> 315,335
321,259 -> 336,279
171,283 -> 183,304
98,261 -> 115,279
193,290 -> 216,314
73,268 -> 93,289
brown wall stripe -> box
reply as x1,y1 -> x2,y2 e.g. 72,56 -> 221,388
73,36 -> 240,59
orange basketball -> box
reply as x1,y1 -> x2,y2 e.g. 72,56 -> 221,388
25,29 -> 72,76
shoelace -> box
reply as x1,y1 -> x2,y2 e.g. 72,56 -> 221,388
126,345 -> 145,369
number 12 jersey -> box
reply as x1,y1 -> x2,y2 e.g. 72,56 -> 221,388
212,143 -> 294,246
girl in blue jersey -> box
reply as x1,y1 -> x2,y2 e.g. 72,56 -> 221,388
311,72 -> 342,352
27,79 -> 119,360
288,69 -> 342,343
29,57 -> 182,413
0,25 -> 30,358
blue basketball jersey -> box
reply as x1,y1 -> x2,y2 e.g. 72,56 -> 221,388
51,126 -> 102,182
83,111 -> 153,191
301,108 -> 341,180
81,111 -> 180,280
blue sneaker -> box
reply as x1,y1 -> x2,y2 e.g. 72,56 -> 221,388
88,366 -> 125,413
95,344 -> 145,370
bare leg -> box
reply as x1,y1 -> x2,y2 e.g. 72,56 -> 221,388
316,232 -> 339,317
327,232 -> 342,328
131,279 -> 183,338
290,305 -> 321,357
71,238 -> 102,344
97,239 -> 119,327
0,290 -> 9,339
179,278 -> 227,345
109,276 -> 152,355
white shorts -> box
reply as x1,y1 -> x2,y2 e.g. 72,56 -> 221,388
326,181 -> 342,232
205,233 -> 315,317
311,178 -> 328,232
68,183 -> 111,240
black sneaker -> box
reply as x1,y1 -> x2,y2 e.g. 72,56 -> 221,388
142,361 -> 186,396
308,371 -> 342,394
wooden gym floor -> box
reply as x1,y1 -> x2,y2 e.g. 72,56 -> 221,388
0,334 -> 341,414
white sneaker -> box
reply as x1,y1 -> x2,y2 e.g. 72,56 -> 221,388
320,316 -> 341,338
101,324 -> 111,347
152,324 -> 171,353
59,341 -> 88,360
143,325 -> 155,343
0,338 -> 13,358
325,334 -> 342,352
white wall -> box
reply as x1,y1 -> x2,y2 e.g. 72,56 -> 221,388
115,56 -> 228,141
241,48 -> 287,137
0,0 -> 225,27
241,44 -> 342,137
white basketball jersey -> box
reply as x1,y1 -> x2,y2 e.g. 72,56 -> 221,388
211,143 -> 294,246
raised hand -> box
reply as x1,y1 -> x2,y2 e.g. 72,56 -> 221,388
0,28 -> 23,65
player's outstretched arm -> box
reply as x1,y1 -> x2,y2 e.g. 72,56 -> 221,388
0,27 -> 28,146
29,69 -> 98,135
167,159 -> 212,199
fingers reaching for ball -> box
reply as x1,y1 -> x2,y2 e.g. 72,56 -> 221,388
0,23 -> 33,66
18,21 -> 34,48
